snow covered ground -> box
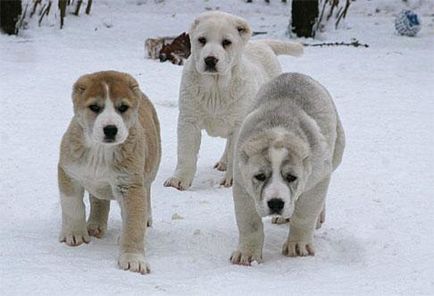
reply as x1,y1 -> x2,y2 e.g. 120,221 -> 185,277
1,0 -> 434,295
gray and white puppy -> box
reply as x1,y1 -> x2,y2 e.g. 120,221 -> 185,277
230,73 -> 345,265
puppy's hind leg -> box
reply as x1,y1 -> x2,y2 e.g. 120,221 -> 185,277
87,194 -> 110,238
58,166 -> 90,246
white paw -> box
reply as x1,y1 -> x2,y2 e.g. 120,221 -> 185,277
230,250 -> 262,266
163,176 -> 192,191
214,161 -> 227,171
87,222 -> 107,238
118,253 -> 150,275
282,241 -> 315,257
220,173 -> 233,188
271,216 -> 290,225
59,227 -> 90,246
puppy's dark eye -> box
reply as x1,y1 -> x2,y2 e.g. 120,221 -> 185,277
198,37 -> 207,45
254,173 -> 267,182
285,174 -> 297,183
222,39 -> 232,47
89,104 -> 101,113
117,104 -> 129,113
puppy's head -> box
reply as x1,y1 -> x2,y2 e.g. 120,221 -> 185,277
189,11 -> 251,75
72,71 -> 141,146
238,128 -> 312,219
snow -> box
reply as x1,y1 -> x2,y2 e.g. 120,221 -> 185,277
1,0 -> 434,295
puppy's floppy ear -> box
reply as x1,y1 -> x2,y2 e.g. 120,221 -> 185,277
123,73 -> 142,98
239,150 -> 249,165
280,133 -> 310,160
71,74 -> 92,112
189,17 -> 201,34
303,155 -> 312,177
71,74 -> 92,110
234,17 -> 252,43
241,131 -> 271,160
72,74 -> 90,96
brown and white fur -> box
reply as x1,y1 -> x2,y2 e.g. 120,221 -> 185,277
145,36 -> 176,59
159,32 -> 191,65
58,71 -> 161,274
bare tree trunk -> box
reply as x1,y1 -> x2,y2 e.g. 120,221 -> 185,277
86,0 -> 93,15
74,0 -> 82,16
13,0 -> 96,30
59,0 -> 67,29
291,0 -> 319,38
0,0 -> 23,35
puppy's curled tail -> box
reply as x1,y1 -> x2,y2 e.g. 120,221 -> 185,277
262,39 -> 304,57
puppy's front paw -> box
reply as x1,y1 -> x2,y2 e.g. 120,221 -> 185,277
59,228 -> 90,246
87,222 -> 107,238
163,176 -> 192,191
220,175 -> 233,188
230,250 -> 262,266
282,241 -> 315,257
214,161 -> 227,171
118,253 -> 150,275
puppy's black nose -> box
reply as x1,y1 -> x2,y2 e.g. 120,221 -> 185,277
103,125 -> 118,140
268,198 -> 284,214
204,56 -> 218,68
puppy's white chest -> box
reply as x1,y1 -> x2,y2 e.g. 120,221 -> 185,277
199,92 -> 240,137
203,116 -> 231,137
65,147 -> 117,200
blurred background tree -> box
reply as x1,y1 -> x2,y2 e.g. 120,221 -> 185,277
291,0 -> 352,38
0,0 -> 23,34
0,0 -> 93,35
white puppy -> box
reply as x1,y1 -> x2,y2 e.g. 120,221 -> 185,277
230,73 -> 345,265
164,11 -> 303,190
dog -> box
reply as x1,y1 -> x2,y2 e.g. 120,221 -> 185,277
163,11 -> 303,191
145,36 -> 176,59
230,73 -> 345,265
159,32 -> 191,65
58,71 -> 161,274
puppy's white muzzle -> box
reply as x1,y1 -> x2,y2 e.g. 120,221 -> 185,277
91,99 -> 128,145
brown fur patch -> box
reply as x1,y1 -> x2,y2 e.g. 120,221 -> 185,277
159,32 -> 191,65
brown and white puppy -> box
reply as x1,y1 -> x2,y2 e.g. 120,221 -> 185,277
159,32 -> 191,65
145,36 -> 175,59
58,71 -> 161,274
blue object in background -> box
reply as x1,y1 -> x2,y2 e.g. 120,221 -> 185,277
395,10 -> 421,37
